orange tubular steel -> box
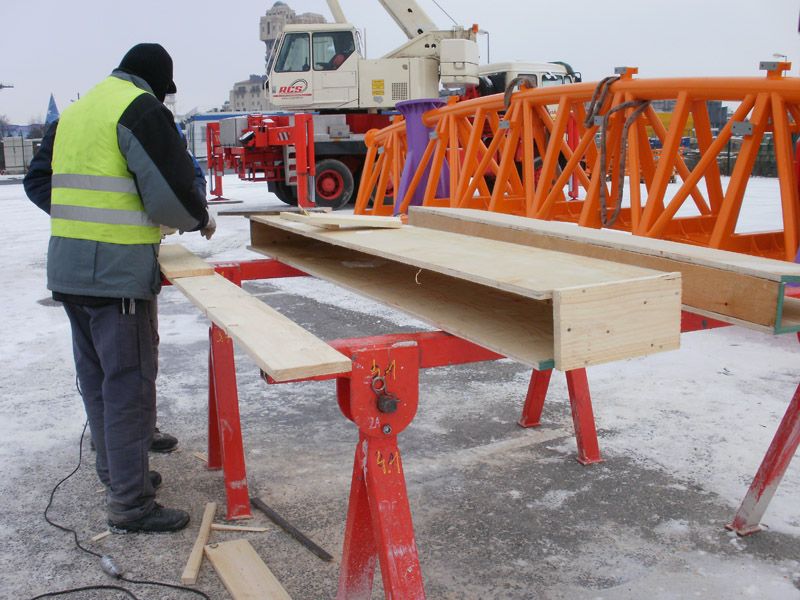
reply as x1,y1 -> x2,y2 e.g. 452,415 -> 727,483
355,63 -> 800,260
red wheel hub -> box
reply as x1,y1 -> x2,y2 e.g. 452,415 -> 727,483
316,169 -> 344,200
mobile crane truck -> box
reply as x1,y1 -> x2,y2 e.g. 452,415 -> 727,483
207,0 -> 580,209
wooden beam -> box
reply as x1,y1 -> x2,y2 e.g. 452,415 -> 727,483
211,524 -> 269,533
159,244 -> 215,279
172,273 -> 351,381
181,502 -> 217,585
408,207 -> 800,332
205,539 -> 292,600
279,212 -> 403,229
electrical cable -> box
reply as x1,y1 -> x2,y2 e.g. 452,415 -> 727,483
30,377 -> 212,600
430,0 -> 458,27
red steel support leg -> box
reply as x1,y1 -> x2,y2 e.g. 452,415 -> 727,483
207,344 -> 222,470
566,369 -> 603,465
337,342 -> 425,600
727,381 -> 800,535
209,325 -> 252,520
518,368 -> 553,427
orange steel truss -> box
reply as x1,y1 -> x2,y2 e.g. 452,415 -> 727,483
354,64 -> 800,260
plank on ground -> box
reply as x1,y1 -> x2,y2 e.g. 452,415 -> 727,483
172,273 -> 351,381
181,502 -> 217,585
251,215 -> 668,301
408,207 -> 798,331
204,539 -> 292,600
159,244 -> 215,279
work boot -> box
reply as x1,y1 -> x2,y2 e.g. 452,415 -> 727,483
89,428 -> 178,453
108,503 -> 190,534
150,427 -> 178,453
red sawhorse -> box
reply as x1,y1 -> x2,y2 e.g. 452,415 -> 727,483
726,330 -> 800,535
515,310 -> 732,465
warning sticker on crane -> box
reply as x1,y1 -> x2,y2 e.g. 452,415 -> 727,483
371,80 -> 385,97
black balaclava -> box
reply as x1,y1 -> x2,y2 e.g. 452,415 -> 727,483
117,43 -> 177,102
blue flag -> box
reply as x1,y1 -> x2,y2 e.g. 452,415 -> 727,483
45,94 -> 59,125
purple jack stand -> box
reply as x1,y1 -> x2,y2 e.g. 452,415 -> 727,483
394,98 -> 449,215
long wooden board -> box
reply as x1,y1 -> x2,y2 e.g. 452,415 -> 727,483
159,244 -> 215,279
204,539 -> 292,600
172,273 -> 351,381
408,207 -> 800,332
249,220 -> 681,370
279,212 -> 403,229
251,215 -> 670,301
181,502 -> 217,585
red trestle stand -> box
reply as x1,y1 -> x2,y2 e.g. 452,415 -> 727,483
336,341 -> 426,599
208,324 -> 253,520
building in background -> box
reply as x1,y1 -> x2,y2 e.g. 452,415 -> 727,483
228,74 -> 269,112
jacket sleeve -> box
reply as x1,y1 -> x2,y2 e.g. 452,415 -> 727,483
23,121 -> 58,214
117,94 -> 209,232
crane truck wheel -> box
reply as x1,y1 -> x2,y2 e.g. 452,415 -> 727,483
270,181 -> 298,206
314,159 -> 354,210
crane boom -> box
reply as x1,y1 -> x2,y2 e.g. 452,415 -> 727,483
326,0 -> 348,24
377,0 -> 438,39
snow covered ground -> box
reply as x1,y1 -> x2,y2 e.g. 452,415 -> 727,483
2,174 -> 799,598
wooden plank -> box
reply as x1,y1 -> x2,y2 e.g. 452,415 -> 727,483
211,524 -> 269,533
251,215 -> 667,301
172,273 -> 351,381
181,502 -> 218,585
204,539 -> 292,600
554,274 -> 682,370
219,206 -> 331,217
279,212 -> 403,229
408,207 -> 800,280
159,244 -> 215,279
408,207 -> 797,331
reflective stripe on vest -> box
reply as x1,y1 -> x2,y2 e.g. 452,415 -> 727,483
51,76 -> 161,245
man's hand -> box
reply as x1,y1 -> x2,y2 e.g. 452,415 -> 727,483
201,213 -> 216,240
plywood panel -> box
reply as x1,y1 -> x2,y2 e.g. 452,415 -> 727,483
248,237 -> 558,369
172,274 -> 351,381
204,539 -> 292,600
408,207 -> 792,331
554,274 -> 682,371
251,215 -> 666,301
159,244 -> 215,279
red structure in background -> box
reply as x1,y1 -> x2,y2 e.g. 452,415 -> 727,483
206,114 -> 316,207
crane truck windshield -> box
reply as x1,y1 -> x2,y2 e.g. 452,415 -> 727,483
275,32 -> 310,73
313,31 -> 356,71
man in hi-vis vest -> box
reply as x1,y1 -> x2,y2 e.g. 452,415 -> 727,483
24,43 -> 214,533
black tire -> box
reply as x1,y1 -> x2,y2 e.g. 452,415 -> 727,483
270,181 -> 297,206
314,159 -> 354,210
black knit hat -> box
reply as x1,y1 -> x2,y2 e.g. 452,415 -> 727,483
117,43 -> 177,102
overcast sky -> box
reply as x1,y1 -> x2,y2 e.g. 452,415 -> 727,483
1,0 -> 797,123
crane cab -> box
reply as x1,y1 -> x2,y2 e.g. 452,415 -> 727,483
267,24 -> 362,110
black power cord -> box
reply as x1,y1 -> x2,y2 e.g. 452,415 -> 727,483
30,379 -> 211,600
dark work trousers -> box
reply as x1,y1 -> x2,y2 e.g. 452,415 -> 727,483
63,299 -> 157,523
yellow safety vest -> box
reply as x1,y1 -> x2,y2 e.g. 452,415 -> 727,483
51,76 -> 161,244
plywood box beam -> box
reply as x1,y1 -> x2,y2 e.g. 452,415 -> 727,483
249,217 -> 681,371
